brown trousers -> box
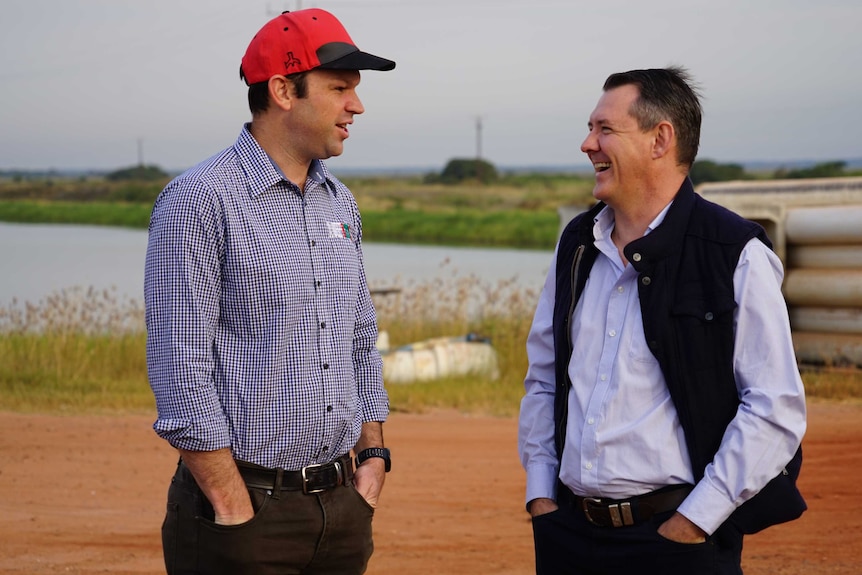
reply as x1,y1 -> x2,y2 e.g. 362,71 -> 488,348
162,461 -> 375,575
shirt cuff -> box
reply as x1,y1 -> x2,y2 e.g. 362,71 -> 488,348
676,477 -> 738,535
524,462 -> 560,508
153,416 -> 232,453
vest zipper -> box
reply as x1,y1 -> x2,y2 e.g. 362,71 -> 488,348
558,243 -> 586,452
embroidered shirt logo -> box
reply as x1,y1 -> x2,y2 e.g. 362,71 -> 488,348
326,221 -> 351,239
284,51 -> 301,71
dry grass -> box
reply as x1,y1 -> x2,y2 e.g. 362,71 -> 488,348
1,279 -> 859,417
0,287 -> 150,413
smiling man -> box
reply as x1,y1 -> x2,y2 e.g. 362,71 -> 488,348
144,9 -> 394,575
518,67 -> 807,574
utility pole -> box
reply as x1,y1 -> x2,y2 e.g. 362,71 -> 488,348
475,116 -> 483,161
475,116 -> 484,183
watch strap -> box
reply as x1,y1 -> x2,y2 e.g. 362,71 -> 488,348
355,447 -> 391,472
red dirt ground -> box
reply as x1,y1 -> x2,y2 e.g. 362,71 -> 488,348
0,399 -> 859,574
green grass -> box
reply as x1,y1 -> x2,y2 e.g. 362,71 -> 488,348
2,175 -> 860,416
0,200 -> 152,229
0,287 -> 153,413
3,277 -> 858,418
0,175 -> 596,249
363,208 -> 559,248
0,199 -> 562,249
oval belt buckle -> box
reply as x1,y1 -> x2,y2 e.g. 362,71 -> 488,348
581,497 -> 604,526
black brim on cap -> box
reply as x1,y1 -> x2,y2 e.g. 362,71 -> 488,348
317,42 -> 396,71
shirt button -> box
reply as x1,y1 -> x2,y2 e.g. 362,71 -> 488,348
323,363 -> 329,370
585,462 -> 593,470
587,418 -> 595,425
311,240 -> 316,247
326,405 -> 333,412
316,280 -> 321,287
608,329 -> 617,337
705,312 -> 714,321
632,253 -> 642,262
641,276 -> 651,286
617,286 -> 624,293
600,374 -> 607,381
320,321 -> 326,328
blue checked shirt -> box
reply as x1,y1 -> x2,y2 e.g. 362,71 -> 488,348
144,124 -> 388,470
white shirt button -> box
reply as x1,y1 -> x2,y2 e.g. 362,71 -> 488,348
609,330 -> 617,337
585,462 -> 593,470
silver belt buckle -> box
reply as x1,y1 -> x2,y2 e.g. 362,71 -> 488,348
301,460 -> 343,494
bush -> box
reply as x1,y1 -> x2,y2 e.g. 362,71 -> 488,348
690,159 -> 748,185
433,158 -> 499,185
106,165 -> 169,182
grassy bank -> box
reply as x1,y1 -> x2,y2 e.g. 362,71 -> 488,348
0,201 -> 560,248
0,175 -> 596,249
0,200 -> 153,229
2,280 -> 860,417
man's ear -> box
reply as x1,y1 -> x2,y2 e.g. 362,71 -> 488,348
268,75 -> 293,111
652,121 -> 675,160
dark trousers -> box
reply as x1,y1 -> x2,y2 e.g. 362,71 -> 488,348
162,461 -> 374,575
531,503 -> 744,575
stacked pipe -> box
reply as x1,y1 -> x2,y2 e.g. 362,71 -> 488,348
784,205 -> 862,367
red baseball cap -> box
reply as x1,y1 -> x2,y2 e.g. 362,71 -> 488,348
240,9 -> 395,85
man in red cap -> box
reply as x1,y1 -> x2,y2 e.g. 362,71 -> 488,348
144,9 -> 395,574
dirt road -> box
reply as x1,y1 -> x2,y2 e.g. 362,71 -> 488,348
0,400 -> 859,574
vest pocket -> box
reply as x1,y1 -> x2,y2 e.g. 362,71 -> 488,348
670,297 -> 736,369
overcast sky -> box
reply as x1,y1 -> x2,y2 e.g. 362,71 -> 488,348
2,0 -> 860,173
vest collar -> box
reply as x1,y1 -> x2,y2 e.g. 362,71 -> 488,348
624,178 -> 696,272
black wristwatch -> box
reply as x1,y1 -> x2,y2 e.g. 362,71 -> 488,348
355,447 -> 391,472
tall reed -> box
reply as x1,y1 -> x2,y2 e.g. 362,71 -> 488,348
0,287 -> 150,412
1,278 -> 859,416
371,270 -> 540,416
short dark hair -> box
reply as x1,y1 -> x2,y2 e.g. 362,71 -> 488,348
244,71 -> 310,115
603,66 -> 703,168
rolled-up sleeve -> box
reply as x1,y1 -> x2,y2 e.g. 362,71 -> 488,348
144,180 -> 231,452
348,200 -> 388,424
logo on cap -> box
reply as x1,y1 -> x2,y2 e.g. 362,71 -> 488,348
284,52 -> 301,71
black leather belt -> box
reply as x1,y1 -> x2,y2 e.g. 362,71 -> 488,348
236,454 -> 354,494
559,484 -> 693,528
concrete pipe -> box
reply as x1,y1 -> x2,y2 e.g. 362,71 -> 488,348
789,307 -> 862,335
785,205 -> 862,245
784,269 -> 862,308
787,245 -> 862,269
793,331 -> 862,368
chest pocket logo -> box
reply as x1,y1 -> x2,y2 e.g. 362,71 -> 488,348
326,221 -> 351,239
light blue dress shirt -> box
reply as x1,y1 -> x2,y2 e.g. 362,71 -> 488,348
518,204 -> 806,534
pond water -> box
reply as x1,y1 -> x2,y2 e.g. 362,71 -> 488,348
0,222 -> 553,306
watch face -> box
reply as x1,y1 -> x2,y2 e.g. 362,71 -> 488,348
358,447 -> 391,472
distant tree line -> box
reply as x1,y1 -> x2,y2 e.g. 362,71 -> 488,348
2,159 -> 858,188
418,158 -> 859,187
690,159 -> 855,186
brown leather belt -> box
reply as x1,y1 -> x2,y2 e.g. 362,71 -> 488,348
236,454 -> 354,494
560,484 -> 693,528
